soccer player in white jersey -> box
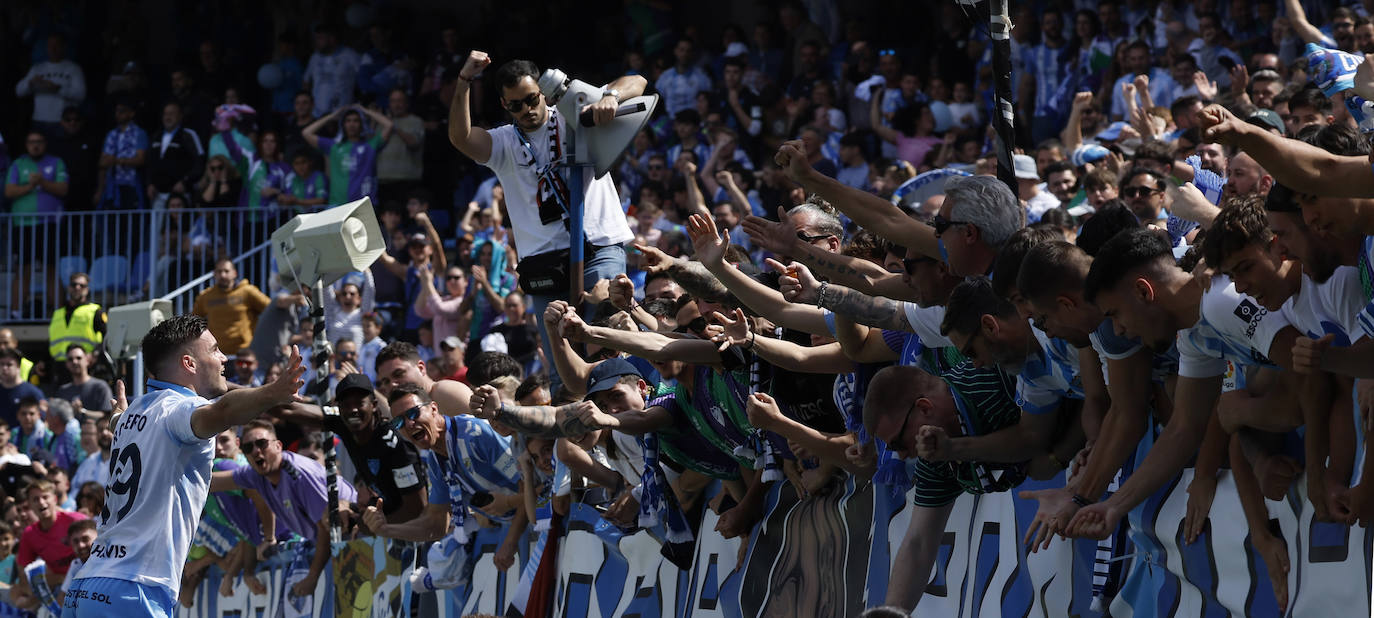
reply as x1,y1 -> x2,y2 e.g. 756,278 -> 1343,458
62,315 -> 304,617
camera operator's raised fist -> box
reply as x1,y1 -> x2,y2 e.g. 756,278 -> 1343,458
461,51 -> 491,81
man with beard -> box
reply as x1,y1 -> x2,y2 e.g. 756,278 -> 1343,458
210,418 -> 356,599
289,373 -> 424,524
373,341 -> 473,416
64,315 -> 305,616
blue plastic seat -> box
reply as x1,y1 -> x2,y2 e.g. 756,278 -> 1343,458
88,255 -> 130,294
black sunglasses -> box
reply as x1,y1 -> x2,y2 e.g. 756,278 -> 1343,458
674,316 -> 708,334
240,438 -> 272,455
387,405 -> 424,432
446,274 -> 465,281
796,231 -> 833,243
1122,186 -> 1160,198
502,92 -> 542,114
932,214 -> 969,237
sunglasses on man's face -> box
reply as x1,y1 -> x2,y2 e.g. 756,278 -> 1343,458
240,438 -> 272,455
796,230 -> 833,244
674,316 -> 708,335
932,214 -> 969,237
902,256 -> 934,275
502,92 -> 542,114
387,405 -> 425,432
1122,186 -> 1160,198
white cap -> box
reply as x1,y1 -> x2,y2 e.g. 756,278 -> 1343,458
1012,154 -> 1039,181
724,42 -> 749,58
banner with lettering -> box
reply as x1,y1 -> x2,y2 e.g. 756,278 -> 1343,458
175,470 -> 1370,618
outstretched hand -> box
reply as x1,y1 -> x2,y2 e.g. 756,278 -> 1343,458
769,258 -> 822,304
742,207 -> 798,256
265,346 -> 307,403
687,214 -> 730,267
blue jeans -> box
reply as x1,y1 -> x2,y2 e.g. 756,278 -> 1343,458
527,244 -> 627,392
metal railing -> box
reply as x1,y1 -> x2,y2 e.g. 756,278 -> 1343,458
0,207 -> 282,323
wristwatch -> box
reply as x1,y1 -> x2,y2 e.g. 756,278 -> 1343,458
602,88 -> 620,101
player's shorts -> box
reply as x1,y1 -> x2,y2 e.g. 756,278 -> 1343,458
60,577 -> 175,618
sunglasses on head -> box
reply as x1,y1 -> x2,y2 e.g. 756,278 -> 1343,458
240,438 -> 272,455
387,405 -> 424,432
932,214 -> 969,237
878,49 -> 897,56
502,92 -> 542,114
674,316 -> 708,334
1122,186 -> 1160,198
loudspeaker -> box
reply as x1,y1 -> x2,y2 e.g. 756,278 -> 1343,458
106,299 -> 173,360
538,69 -> 659,178
272,197 -> 385,289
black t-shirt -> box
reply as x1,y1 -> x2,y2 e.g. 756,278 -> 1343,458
491,321 -> 541,366
324,415 -> 425,515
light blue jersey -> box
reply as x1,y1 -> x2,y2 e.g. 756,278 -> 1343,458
423,415 -> 521,542
1016,327 -> 1086,415
68,379 -> 213,601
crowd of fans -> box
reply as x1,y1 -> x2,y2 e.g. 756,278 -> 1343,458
7,0 -> 1374,615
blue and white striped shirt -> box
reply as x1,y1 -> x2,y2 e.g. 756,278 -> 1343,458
1016,327 -> 1085,415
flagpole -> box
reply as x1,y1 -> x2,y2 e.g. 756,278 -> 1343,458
989,0 -> 1019,197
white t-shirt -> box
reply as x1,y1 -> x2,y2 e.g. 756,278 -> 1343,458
72,380 -> 213,596
482,110 -> 633,257
1176,275 -> 1288,378
1281,267 -> 1366,344
902,303 -> 954,348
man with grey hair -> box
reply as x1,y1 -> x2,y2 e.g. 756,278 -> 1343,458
773,139 -> 1024,278
41,398 -> 83,476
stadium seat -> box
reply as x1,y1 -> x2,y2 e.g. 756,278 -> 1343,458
125,250 -> 154,294
57,256 -> 88,284
88,255 -> 129,294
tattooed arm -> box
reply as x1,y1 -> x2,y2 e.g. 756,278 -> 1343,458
790,240 -> 917,301
471,385 -> 675,437
666,259 -> 735,305
817,282 -> 915,333
778,261 -> 916,334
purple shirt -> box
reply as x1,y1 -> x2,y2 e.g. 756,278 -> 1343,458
212,458 -> 269,543
231,450 -> 356,539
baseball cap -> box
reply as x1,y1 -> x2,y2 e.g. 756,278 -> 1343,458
407,232 -> 429,247
1070,144 -> 1110,167
1012,154 -> 1039,181
439,336 -> 463,350
1095,121 -> 1130,141
585,358 -> 642,397
1246,109 -> 1284,135
336,373 -> 374,398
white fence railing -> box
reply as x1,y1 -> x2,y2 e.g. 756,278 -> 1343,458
0,207 -> 281,323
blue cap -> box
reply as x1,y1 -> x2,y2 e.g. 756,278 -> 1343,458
1070,144 -> 1110,167
1095,121 -> 1130,141
585,358 -> 643,397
